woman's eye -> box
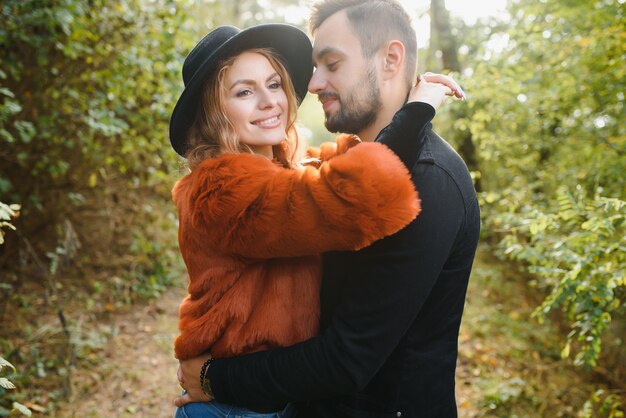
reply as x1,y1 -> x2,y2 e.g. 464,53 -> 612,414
268,81 -> 282,89
236,89 -> 252,97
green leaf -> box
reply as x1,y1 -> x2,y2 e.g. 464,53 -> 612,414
561,341 -> 571,359
0,88 -> 15,98
12,402 -> 32,417
0,377 -> 16,390
0,357 -> 15,372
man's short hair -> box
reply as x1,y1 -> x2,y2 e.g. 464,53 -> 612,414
310,0 -> 417,88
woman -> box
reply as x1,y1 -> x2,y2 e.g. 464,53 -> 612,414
170,24 -> 462,418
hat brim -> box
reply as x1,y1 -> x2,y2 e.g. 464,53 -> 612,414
169,24 -> 313,156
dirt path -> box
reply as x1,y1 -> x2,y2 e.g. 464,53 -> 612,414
58,284 -> 186,418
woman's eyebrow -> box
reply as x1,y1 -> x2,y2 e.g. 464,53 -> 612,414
229,72 -> 280,90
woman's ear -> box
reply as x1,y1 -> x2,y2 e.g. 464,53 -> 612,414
381,40 -> 405,80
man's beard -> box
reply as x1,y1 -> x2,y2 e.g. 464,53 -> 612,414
324,65 -> 381,134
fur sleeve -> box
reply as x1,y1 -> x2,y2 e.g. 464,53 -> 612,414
174,141 -> 420,259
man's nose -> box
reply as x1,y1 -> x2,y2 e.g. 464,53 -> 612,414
308,68 -> 326,94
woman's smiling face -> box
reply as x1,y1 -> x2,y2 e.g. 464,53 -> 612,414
223,51 -> 289,158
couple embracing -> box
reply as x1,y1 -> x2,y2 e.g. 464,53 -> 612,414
168,0 -> 480,417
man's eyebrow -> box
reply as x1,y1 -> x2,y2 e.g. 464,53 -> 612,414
313,46 -> 344,63
229,72 -> 279,90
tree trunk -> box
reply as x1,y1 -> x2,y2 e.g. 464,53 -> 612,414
429,0 -> 461,72
429,0 -> 482,191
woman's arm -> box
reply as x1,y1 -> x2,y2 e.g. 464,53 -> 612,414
175,140 -> 419,260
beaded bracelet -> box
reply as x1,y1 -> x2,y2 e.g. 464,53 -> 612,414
199,357 -> 215,397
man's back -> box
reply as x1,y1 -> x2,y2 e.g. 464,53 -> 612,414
311,127 -> 480,417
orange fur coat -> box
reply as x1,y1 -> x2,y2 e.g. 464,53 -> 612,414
172,135 -> 421,360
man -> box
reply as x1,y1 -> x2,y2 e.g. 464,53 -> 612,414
176,0 -> 480,416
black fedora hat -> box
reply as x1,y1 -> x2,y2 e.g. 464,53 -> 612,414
169,24 -> 313,156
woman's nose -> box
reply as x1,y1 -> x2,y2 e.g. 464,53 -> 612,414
257,88 -> 276,109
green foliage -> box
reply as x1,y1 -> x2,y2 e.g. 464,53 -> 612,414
0,0 -> 189,276
582,389 -> 625,418
479,376 -> 529,412
0,203 -> 19,245
0,357 -> 31,417
434,0 -> 626,369
0,0 -> 194,411
127,233 -> 179,300
459,250 -> 624,416
498,188 -> 625,367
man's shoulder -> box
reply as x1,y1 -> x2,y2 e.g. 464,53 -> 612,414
416,130 -> 462,165
414,129 -> 477,203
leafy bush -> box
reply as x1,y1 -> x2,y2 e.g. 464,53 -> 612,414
0,0 -> 192,410
435,0 -> 625,369
0,0 -> 189,301
497,189 -> 625,367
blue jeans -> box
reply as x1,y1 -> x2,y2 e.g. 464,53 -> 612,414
174,398 -> 296,418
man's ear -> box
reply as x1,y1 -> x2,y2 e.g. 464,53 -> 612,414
381,40 -> 405,81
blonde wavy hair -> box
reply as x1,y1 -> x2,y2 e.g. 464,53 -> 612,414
185,48 -> 301,170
